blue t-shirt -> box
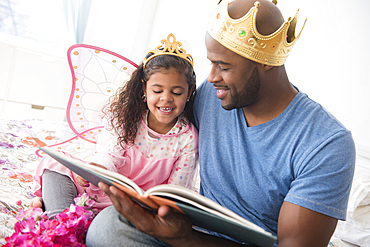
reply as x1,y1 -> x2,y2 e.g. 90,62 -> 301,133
193,80 -> 355,243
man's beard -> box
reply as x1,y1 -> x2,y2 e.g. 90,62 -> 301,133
222,66 -> 261,110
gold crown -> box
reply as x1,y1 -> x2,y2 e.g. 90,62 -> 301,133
143,33 -> 193,69
207,0 -> 306,66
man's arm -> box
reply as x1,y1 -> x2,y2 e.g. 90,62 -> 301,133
277,201 -> 338,247
98,182 -> 251,247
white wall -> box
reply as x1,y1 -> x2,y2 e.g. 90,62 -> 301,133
278,0 -> 370,148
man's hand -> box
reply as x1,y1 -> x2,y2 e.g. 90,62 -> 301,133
98,182 -> 194,243
98,182 -> 249,247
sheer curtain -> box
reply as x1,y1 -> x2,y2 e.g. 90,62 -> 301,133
63,0 -> 92,44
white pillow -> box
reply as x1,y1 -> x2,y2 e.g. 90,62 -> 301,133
333,144 -> 370,246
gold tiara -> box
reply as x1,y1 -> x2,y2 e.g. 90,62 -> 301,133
143,33 -> 193,69
207,0 -> 306,66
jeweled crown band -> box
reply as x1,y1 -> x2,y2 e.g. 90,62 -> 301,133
207,0 -> 306,66
143,33 -> 193,69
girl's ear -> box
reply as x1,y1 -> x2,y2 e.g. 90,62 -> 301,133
142,79 -> 146,94
188,85 -> 195,100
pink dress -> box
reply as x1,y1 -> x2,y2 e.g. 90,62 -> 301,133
33,112 -> 199,209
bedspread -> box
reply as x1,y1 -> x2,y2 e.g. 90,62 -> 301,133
0,118 -> 74,245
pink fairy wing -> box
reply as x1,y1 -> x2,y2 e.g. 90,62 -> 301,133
67,44 -> 138,143
36,127 -> 104,161
37,45 -> 138,160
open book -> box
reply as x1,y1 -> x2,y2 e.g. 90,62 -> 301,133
39,146 -> 277,247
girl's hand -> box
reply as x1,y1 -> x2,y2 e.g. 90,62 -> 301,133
76,174 -> 90,187
76,162 -> 107,187
29,197 -> 43,209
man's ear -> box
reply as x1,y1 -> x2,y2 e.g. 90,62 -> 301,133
261,64 -> 274,71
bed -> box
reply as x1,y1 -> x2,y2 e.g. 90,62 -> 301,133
330,144 -> 370,247
0,118 -> 75,245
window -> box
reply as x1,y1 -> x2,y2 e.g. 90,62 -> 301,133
0,0 -> 70,57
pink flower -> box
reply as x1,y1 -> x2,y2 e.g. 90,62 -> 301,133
16,207 -> 48,222
5,192 -> 99,246
74,192 -> 98,210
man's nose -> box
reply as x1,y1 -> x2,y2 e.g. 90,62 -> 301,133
207,66 -> 221,83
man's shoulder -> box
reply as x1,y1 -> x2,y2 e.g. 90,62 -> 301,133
288,92 -> 355,158
291,92 -> 349,132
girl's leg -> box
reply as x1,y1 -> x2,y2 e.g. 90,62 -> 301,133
42,169 -> 77,218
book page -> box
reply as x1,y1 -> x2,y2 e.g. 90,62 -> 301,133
145,185 -> 267,233
153,192 -> 266,231
112,182 -> 159,210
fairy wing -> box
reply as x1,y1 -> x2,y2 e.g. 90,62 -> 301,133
67,44 -> 138,142
37,45 -> 138,160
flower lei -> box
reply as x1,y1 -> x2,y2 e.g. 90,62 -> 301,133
4,192 -> 99,247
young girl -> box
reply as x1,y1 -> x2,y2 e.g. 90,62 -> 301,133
31,33 -> 199,217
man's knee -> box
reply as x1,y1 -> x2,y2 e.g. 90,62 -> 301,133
86,206 -> 125,246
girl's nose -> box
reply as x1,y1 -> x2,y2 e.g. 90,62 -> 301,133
160,92 -> 173,102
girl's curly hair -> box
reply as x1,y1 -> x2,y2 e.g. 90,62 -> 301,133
103,54 -> 196,148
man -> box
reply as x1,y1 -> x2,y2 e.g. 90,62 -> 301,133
86,0 -> 355,246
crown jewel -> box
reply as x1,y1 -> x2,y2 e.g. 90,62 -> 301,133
207,0 -> 306,66
143,33 -> 193,69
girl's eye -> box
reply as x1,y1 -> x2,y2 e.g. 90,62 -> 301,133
152,90 -> 183,95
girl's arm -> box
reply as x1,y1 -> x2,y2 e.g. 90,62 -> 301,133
167,121 -> 199,190
167,124 -> 199,190
91,127 -> 125,173
168,151 -> 199,189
